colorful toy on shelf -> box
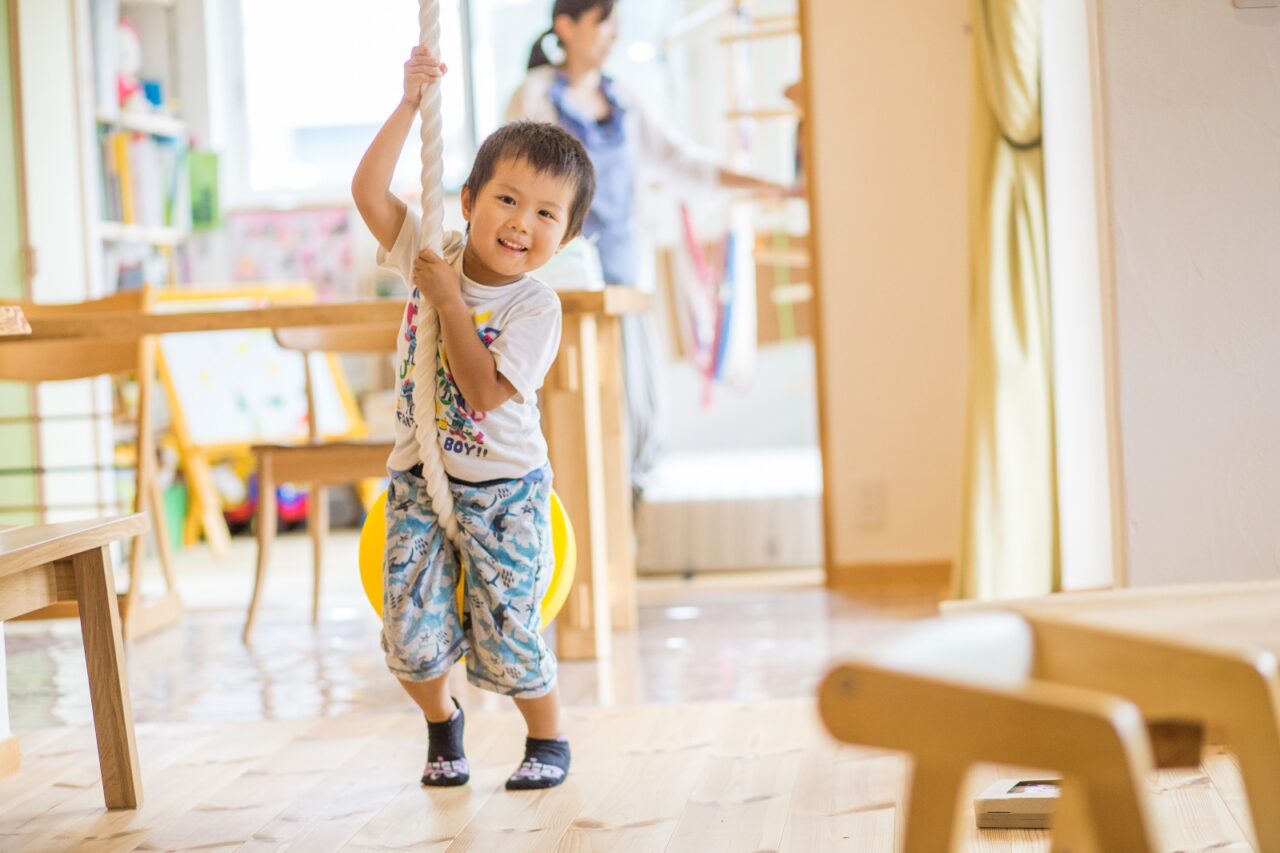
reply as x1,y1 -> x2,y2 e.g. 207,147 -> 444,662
116,18 -> 145,111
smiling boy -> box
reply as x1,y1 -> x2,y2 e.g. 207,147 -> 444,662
352,46 -> 595,791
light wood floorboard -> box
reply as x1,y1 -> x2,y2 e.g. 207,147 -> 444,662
0,700 -> 1258,853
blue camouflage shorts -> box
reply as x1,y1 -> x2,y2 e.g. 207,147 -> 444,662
380,464 -> 557,698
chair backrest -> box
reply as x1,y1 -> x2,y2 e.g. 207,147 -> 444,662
270,324 -> 396,441
0,289 -> 153,381
819,614 -> 1160,852
272,324 -> 398,354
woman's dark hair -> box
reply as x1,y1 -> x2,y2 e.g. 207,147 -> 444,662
527,0 -> 617,69
464,121 -> 596,239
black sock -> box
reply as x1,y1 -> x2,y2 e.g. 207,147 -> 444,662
421,699 -> 469,787
506,736 -> 570,790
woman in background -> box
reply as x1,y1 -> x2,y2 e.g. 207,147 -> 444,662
507,0 -> 787,493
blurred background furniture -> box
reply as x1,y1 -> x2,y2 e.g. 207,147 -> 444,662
242,323 -> 396,642
0,290 -> 180,639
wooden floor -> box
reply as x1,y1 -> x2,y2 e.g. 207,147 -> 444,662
0,700 -> 1258,852
3,532 -> 937,730
0,536 -> 1263,850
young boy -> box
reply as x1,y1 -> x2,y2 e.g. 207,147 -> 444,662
352,46 -> 595,791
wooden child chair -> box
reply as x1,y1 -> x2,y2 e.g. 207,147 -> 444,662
242,323 -> 396,642
948,586 -> 1280,852
0,289 -> 181,639
818,613 -> 1162,852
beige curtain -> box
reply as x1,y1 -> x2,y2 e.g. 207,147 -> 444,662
956,0 -> 1058,599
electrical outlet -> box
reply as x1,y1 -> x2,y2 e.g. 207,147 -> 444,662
855,479 -> 886,529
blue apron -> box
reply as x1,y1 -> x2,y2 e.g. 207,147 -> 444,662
548,73 -> 638,285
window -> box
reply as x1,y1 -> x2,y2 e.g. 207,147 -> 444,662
225,0 -> 760,207
233,0 -> 474,205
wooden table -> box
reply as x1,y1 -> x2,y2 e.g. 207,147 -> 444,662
5,291 -> 648,661
0,514 -> 148,808
541,288 -> 647,659
0,305 -> 30,336
946,581 -> 1280,851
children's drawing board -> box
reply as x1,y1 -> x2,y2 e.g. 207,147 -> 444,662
153,284 -> 366,549
158,332 -> 354,447
154,285 -> 362,450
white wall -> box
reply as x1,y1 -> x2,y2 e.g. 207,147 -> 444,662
19,0 -> 89,303
1098,0 -> 1280,585
1042,0 -> 1115,589
801,0 -> 971,571
662,341 -> 818,453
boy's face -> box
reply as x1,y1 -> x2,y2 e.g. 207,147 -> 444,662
461,157 -> 578,285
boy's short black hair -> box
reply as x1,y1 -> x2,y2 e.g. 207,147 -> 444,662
463,121 -> 595,240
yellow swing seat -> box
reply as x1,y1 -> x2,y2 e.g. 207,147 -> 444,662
357,486 -> 576,626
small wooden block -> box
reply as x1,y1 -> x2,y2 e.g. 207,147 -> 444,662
974,777 -> 1060,829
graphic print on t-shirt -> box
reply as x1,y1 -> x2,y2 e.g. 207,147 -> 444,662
396,298 -> 421,429
435,309 -> 503,460
396,297 -> 506,468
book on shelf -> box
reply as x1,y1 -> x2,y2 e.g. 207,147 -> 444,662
98,130 -> 191,232
102,240 -> 172,291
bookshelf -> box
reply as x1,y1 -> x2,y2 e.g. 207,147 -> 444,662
82,0 -> 194,291
98,221 -> 185,245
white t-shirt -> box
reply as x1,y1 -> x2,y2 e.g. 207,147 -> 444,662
377,209 -> 562,482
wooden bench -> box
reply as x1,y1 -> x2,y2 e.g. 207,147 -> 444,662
946,582 -> 1280,851
0,515 -> 148,809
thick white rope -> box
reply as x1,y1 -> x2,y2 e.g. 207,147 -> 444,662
412,0 -> 462,547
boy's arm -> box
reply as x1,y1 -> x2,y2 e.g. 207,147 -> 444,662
436,295 -> 518,413
351,101 -> 413,252
414,249 -> 514,412
351,47 -> 447,253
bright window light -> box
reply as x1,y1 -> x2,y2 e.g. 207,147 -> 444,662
627,41 -> 656,63
239,0 -> 474,199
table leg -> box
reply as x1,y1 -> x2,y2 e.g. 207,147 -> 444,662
72,545 -> 142,809
597,317 -> 637,630
543,315 -> 611,660
244,453 -> 277,643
